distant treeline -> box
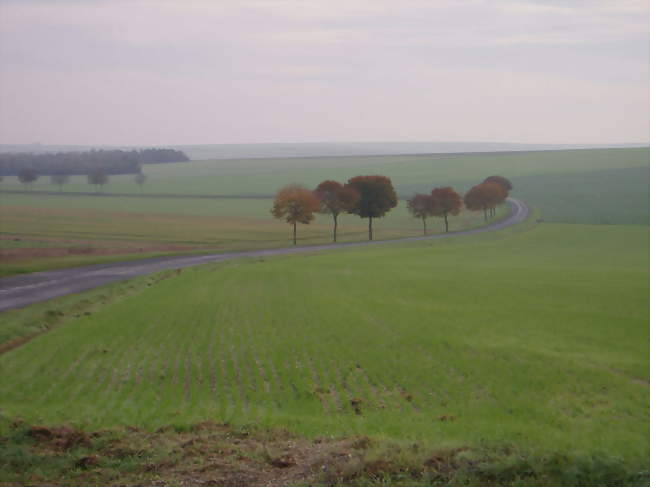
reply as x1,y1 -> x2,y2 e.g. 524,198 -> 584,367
0,149 -> 190,176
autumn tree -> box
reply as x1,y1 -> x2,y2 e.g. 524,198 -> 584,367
271,184 -> 321,245
430,187 -> 462,233
464,182 -> 507,221
484,175 -> 513,192
87,167 -> 109,192
407,193 -> 436,235
346,175 -> 397,241
18,167 -> 38,190
314,180 -> 359,242
482,176 -> 512,216
134,172 -> 147,192
50,173 -> 69,192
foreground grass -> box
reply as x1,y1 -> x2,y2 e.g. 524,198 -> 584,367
0,224 -> 648,467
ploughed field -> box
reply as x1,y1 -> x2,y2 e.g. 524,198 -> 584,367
1,223 -> 648,463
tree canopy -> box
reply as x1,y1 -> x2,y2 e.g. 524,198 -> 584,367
314,180 -> 359,242
17,167 -> 38,188
346,175 -> 398,240
50,173 -> 69,191
134,172 -> 147,191
407,193 -> 436,235
430,187 -> 462,232
87,167 -> 109,192
464,182 -> 507,220
271,184 -> 321,245
484,175 -> 513,192
0,148 -> 189,176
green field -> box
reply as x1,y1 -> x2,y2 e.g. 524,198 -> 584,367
2,147 -> 648,227
2,147 -> 648,196
1,223 -> 648,464
0,193 -> 504,276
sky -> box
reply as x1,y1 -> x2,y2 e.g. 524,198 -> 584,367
0,0 -> 648,146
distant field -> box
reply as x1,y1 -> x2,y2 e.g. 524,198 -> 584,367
1,147 -> 647,275
1,223 -> 647,462
2,147 -> 647,225
512,165 -> 650,225
0,194 -> 503,276
2,148 -> 647,197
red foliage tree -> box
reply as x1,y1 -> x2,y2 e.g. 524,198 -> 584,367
464,182 -> 507,221
430,187 -> 462,233
314,180 -> 359,242
407,193 -> 436,235
271,184 -> 321,245
484,175 -> 513,192
346,175 -> 398,240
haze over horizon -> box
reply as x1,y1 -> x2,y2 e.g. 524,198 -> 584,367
1,0 -> 648,147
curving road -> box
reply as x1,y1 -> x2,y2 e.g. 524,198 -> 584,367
0,198 -> 529,313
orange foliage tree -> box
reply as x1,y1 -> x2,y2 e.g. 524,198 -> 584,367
314,180 -> 359,242
430,187 -> 462,233
271,184 -> 321,245
484,175 -> 513,192
346,175 -> 398,241
464,182 -> 507,221
407,193 -> 436,235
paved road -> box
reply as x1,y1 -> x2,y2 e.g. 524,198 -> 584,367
0,198 -> 529,312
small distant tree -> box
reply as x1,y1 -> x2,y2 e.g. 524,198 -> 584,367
346,175 -> 398,241
464,182 -> 507,221
484,175 -> 513,193
50,173 -> 69,192
483,176 -> 511,216
407,193 -> 436,235
87,167 -> 109,192
430,187 -> 462,233
271,184 -> 321,245
18,167 -> 38,190
314,180 -> 359,242
134,172 -> 147,192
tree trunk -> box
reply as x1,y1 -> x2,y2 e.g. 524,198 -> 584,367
293,221 -> 297,245
443,211 -> 449,233
483,206 -> 488,221
422,216 -> 427,235
333,214 -> 338,242
368,217 -> 373,241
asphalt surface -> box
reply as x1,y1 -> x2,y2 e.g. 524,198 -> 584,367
0,197 -> 529,313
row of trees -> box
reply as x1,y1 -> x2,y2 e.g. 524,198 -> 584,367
0,148 -> 189,176
272,175 -> 397,244
14,167 -> 148,192
407,175 -> 513,235
272,175 -> 513,244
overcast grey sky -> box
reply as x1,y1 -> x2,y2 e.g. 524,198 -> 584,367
0,0 -> 648,146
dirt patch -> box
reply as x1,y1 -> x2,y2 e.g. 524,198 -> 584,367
2,420 -> 645,487
27,425 -> 92,451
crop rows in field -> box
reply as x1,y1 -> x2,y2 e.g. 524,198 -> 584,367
3,312 -> 424,429
1,223 -> 648,460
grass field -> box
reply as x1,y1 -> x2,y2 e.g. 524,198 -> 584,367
0,192 -> 507,276
2,147 -> 647,197
1,223 -> 648,465
1,148 -> 648,229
